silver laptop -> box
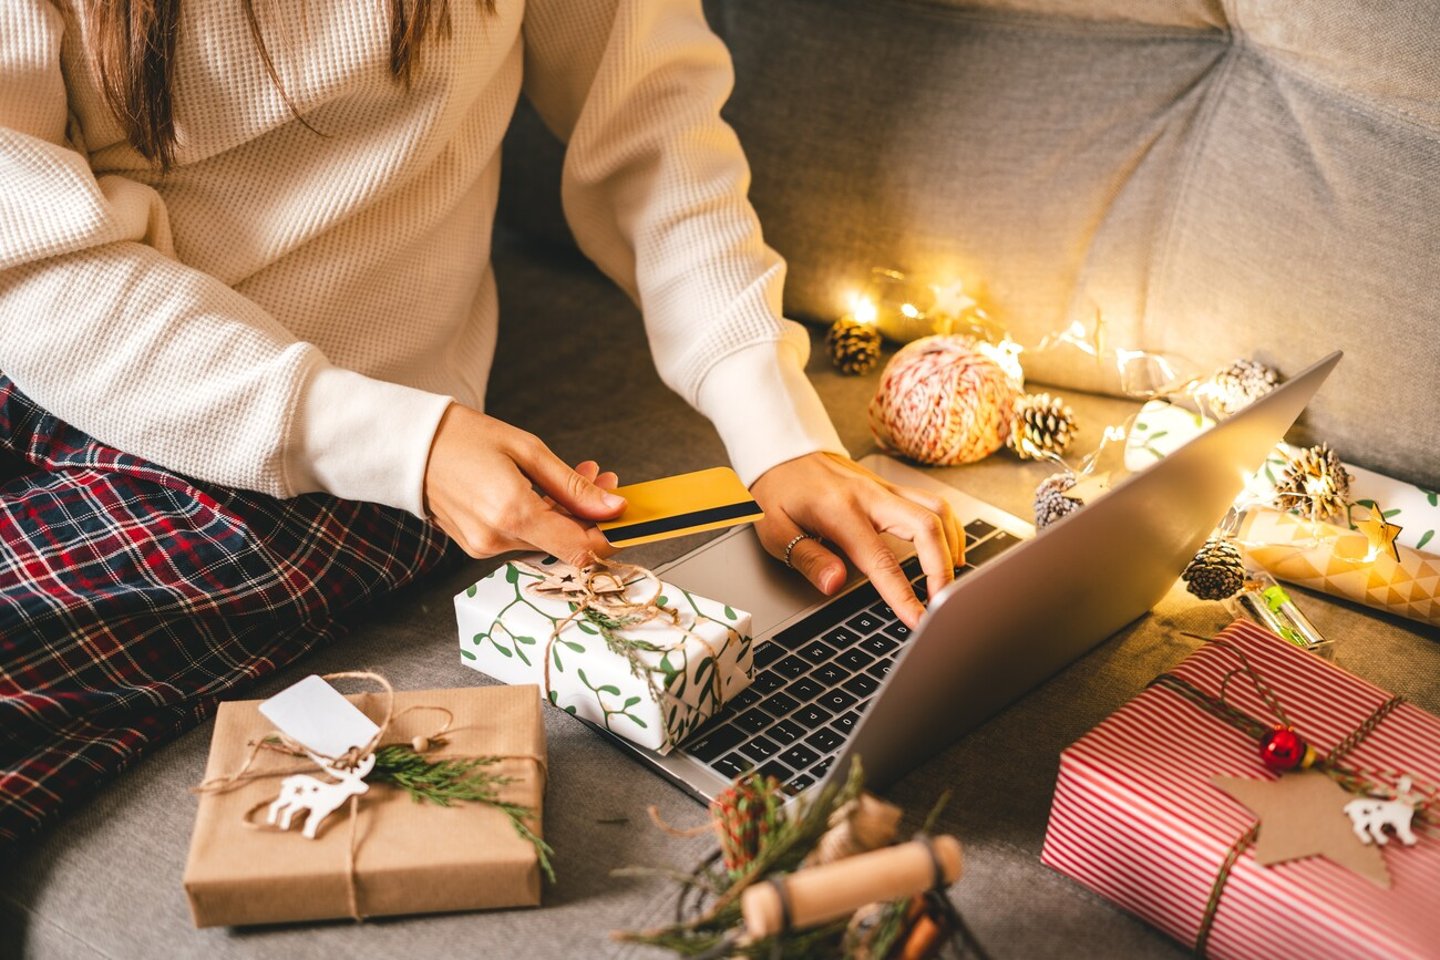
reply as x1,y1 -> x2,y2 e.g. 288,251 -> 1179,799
597,351 -> 1341,802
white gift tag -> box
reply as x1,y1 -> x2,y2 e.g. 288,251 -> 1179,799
258,675 -> 380,759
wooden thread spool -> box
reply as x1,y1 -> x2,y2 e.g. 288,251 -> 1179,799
740,835 -> 963,939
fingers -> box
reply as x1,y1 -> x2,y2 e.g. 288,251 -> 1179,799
517,500 -> 617,569
825,521 -> 926,629
757,513 -> 848,595
517,444 -> 626,521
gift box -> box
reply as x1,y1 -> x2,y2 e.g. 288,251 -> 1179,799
183,684 -> 547,927
1239,508 -> 1440,629
455,557 -> 753,754
1042,620 -> 1440,959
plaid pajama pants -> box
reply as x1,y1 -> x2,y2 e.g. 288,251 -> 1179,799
0,376 -> 454,846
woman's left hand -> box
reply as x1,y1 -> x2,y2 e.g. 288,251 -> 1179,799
749,452 -> 964,630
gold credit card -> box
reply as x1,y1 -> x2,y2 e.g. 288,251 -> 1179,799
597,466 -> 764,548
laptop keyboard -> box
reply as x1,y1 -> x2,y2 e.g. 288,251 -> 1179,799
682,518 -> 1020,794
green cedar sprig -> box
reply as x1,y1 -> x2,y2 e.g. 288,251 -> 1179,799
371,745 -> 555,883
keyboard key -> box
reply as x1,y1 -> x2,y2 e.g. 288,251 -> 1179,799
869,601 -> 897,622
822,626 -> 861,648
789,677 -> 825,702
812,756 -> 834,779
845,612 -> 884,635
836,648 -> 875,672
758,761 -> 793,782
741,736 -> 781,762
860,634 -> 899,657
786,773 -> 816,793
883,622 -> 912,642
768,719 -> 804,744
778,744 -> 820,770
793,704 -> 833,728
806,728 -> 845,753
813,662 -> 850,687
798,639 -> 838,665
734,709 -> 772,735
830,710 -> 861,734
751,670 -> 785,694
964,519 -> 997,541
759,692 -> 800,717
866,658 -> 894,680
966,530 -> 1021,566
731,687 -> 761,711
754,643 -> 785,668
685,724 -> 745,761
774,655 -> 810,679
710,753 -> 747,779
818,689 -> 858,713
843,674 -> 880,698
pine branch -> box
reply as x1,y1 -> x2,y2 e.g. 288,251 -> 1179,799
371,745 -> 556,882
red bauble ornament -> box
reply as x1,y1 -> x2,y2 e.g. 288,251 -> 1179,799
1259,727 -> 1310,772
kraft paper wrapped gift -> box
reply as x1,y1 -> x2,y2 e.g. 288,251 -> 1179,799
1042,620 -> 1440,960
455,557 -> 753,754
183,684 -> 546,927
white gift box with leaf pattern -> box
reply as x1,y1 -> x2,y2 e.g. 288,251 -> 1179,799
455,555 -> 754,754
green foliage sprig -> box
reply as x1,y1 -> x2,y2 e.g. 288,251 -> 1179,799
372,745 -> 555,882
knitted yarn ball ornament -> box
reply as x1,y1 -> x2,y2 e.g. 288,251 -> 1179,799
867,336 -> 1020,466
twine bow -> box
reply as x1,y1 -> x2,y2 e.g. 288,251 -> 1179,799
520,557 -> 728,750
1149,639 -> 1437,956
192,671 -> 548,920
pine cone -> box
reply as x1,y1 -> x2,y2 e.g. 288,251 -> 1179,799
1034,472 -> 1084,528
1274,442 -> 1352,522
1207,359 -> 1279,417
826,316 -> 882,375
1181,536 -> 1246,600
1007,392 -> 1077,460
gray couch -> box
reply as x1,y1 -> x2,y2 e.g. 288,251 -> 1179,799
5,2 -> 1438,957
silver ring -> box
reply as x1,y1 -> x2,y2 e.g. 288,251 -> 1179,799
783,533 -> 818,569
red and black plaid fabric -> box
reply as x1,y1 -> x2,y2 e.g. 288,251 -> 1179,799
0,375 -> 454,846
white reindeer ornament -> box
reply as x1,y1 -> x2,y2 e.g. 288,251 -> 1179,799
267,752 -> 376,840
1343,776 -> 1420,848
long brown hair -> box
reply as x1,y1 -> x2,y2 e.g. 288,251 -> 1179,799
86,0 -> 494,170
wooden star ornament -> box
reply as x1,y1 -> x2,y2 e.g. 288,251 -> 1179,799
1213,771 -> 1391,887
1356,503 -> 1403,563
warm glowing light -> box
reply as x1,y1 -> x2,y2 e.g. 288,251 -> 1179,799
848,293 -> 878,326
900,302 -> 921,319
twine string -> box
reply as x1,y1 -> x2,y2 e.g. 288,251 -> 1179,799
193,671 -> 546,921
1146,641 -> 1433,956
522,557 -> 729,750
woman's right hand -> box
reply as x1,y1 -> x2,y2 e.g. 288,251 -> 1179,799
422,403 -> 625,566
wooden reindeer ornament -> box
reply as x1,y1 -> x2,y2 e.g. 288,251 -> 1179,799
267,752 -> 376,840
1343,776 -> 1420,848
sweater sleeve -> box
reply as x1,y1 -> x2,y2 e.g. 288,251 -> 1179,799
520,0 -> 848,485
0,1 -> 451,516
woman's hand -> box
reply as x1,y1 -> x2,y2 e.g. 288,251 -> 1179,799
749,452 -> 963,629
423,403 -> 624,566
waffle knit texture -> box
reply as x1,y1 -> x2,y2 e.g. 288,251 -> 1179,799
0,0 -> 845,516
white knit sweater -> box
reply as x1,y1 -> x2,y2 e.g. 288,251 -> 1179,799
0,0 -> 845,517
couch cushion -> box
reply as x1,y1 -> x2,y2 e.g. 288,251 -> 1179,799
499,0 -> 1440,489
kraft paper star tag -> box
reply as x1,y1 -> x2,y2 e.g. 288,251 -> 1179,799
1213,771 -> 1391,887
1356,502 -> 1403,563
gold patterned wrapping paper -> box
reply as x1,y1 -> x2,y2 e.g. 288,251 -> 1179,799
1239,508 -> 1440,628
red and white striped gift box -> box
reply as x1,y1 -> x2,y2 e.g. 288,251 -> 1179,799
1041,620 -> 1440,959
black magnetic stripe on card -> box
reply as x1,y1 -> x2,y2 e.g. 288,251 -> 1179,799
601,500 -> 762,543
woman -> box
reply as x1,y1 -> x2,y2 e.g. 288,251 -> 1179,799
0,0 -> 960,844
